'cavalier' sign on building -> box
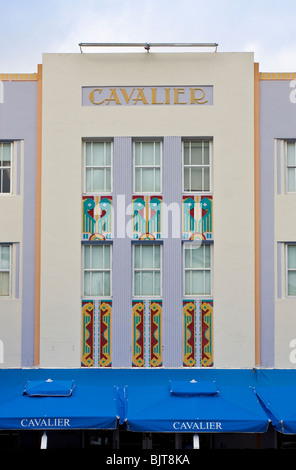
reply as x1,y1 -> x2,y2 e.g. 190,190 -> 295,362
82,86 -> 213,106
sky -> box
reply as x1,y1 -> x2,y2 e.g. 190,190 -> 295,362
1,0 -> 296,73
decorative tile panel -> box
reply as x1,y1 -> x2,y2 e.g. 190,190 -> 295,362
81,300 -> 95,367
82,195 -> 113,241
200,300 -> 213,367
183,300 -> 196,367
132,299 -> 163,367
182,195 -> 213,240
183,299 -> 213,367
132,300 -> 145,367
132,195 -> 162,240
149,300 -> 163,367
81,299 -> 112,367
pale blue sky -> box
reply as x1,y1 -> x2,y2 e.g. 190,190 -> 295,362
1,0 -> 296,73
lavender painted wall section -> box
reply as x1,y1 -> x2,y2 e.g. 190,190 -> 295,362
162,137 -> 183,366
260,80 -> 296,366
112,137 -> 133,366
0,81 -> 37,366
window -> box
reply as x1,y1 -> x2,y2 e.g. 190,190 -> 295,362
184,243 -> 211,295
287,245 -> 296,296
83,244 -> 111,297
133,244 -> 161,296
286,141 -> 296,192
0,143 -> 12,194
183,140 -> 211,192
134,141 -> 162,193
84,141 -> 112,193
0,245 -> 11,296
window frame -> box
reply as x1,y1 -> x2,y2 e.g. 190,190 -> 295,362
82,243 -> 112,298
182,139 -> 212,193
84,140 -> 113,194
133,243 -> 162,297
133,140 -> 162,194
183,242 -> 212,296
0,142 -> 13,195
0,244 -> 11,297
286,244 -> 296,297
285,141 -> 296,193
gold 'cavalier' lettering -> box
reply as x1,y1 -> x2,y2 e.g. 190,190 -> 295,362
89,88 -> 104,105
174,88 -> 186,104
88,86 -> 210,106
105,88 -> 121,105
120,88 -> 135,104
133,88 -> 148,105
191,87 -> 208,104
151,88 -> 163,105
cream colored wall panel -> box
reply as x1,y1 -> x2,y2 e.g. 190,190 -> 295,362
40,52 -> 255,367
275,299 -> 296,367
0,299 -> 22,368
0,197 -> 23,241
275,195 -> 296,241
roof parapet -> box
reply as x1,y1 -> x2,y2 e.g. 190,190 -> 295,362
79,42 -> 218,53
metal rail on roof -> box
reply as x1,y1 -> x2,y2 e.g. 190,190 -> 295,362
79,42 -> 218,52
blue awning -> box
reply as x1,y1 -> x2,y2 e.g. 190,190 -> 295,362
0,369 -> 120,430
169,380 -> 218,397
0,368 -> 284,434
254,369 -> 296,434
120,369 -> 270,433
23,379 -> 75,397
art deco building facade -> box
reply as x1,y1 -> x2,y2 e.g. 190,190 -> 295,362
1,51 -> 257,370
0,47 -> 296,449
